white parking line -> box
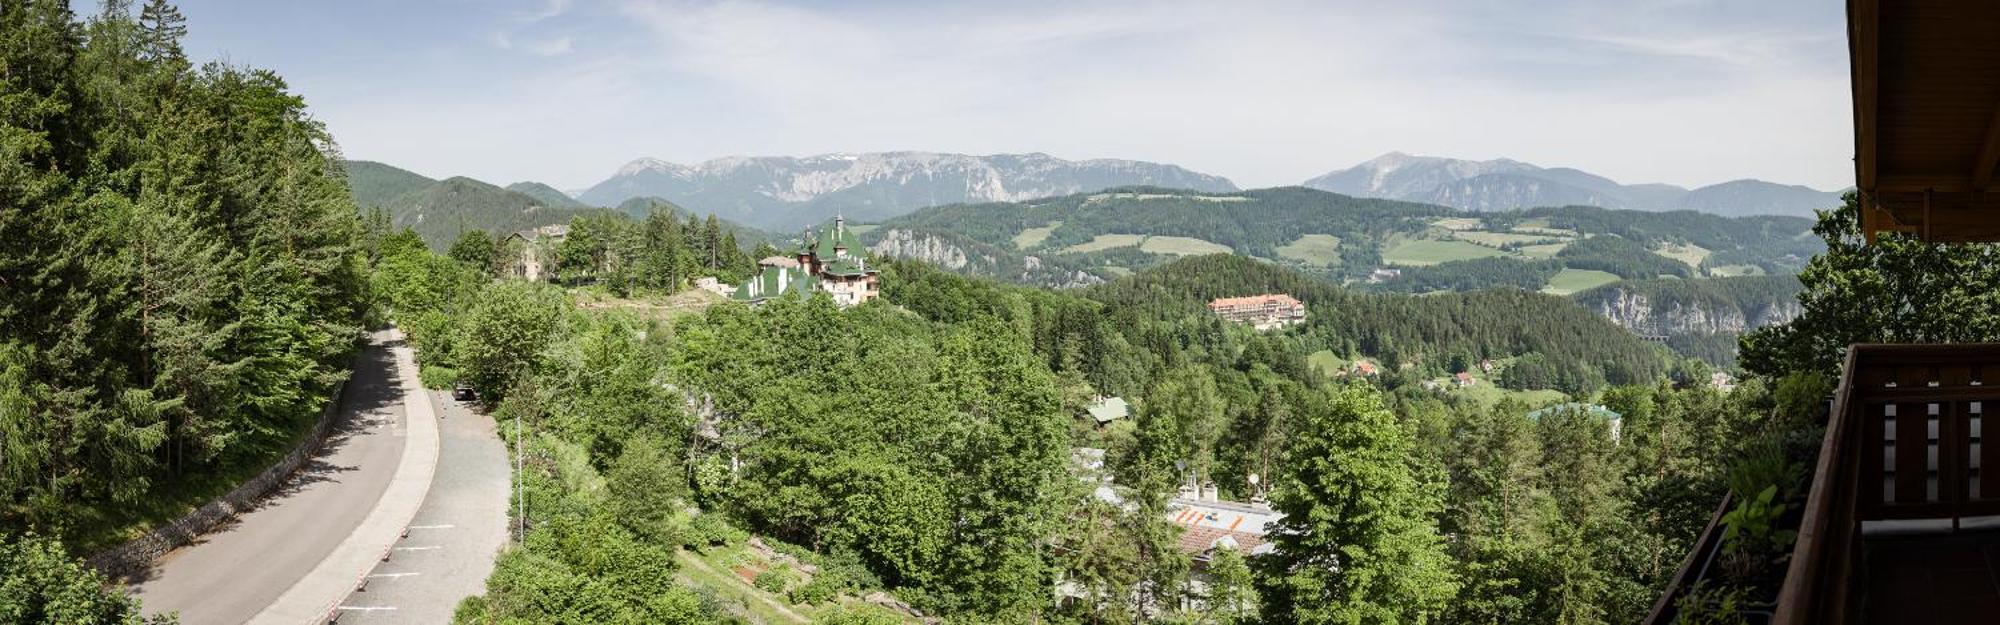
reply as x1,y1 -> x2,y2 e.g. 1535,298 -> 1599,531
392,546 -> 441,551
366,572 -> 422,578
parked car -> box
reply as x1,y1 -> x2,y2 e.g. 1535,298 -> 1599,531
452,383 -> 476,402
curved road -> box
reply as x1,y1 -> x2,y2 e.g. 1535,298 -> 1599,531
331,388 -> 511,624
127,330 -> 508,624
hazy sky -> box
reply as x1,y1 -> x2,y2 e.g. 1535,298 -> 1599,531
166,0 -> 1852,191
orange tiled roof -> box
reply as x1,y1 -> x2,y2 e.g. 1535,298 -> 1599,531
1177,525 -> 1264,557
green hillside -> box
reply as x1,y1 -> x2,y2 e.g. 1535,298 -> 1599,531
1084,255 -> 1668,393
340,162 -> 777,251
860,186 -> 1822,289
344,159 -> 437,208
370,176 -> 610,249
507,181 -> 591,209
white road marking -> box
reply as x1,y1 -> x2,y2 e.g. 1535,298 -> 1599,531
407,524 -> 455,529
392,546 -> 441,551
366,572 -> 422,578
338,606 -> 398,611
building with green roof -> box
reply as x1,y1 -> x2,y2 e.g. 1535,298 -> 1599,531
1525,403 -> 1624,443
733,214 -> 880,307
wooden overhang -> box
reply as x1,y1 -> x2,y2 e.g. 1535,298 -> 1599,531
1851,0 -> 2000,242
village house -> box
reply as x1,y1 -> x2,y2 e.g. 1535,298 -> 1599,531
1205,294 -> 1306,330
1060,447 -> 1281,613
1085,396 -> 1129,427
693,276 -> 733,297
1454,371 -> 1477,387
1527,403 -> 1623,443
1169,496 -> 1280,564
503,224 -> 569,281
1709,371 -> 1736,392
732,215 -> 881,307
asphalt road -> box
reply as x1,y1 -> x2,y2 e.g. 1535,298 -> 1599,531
129,331 -> 410,625
332,389 -> 512,624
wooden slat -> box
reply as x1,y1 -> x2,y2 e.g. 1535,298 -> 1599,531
1943,401 -> 1962,526
1984,402 -> 2000,501
1775,346 -> 1864,625
1860,401 -> 1886,517
1896,401 -> 1929,503
1851,343 -> 2000,366
1855,387 -> 2000,402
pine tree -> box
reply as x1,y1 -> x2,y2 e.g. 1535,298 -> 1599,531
135,0 -> 185,63
1253,385 -> 1457,624
703,214 -> 721,269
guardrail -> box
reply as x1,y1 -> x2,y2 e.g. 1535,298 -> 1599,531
1774,344 -> 2000,625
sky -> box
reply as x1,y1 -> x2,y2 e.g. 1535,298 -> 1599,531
165,0 -> 1853,192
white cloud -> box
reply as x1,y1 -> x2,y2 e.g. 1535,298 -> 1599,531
525,36 -> 574,56
528,0 -> 572,22
328,0 -> 1851,191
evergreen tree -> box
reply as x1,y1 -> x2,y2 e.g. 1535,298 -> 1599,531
1253,385 -> 1457,624
703,214 -> 722,268
1204,546 -> 1255,624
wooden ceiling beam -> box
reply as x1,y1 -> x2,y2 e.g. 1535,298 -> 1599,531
1976,98 -> 2000,190
1875,175 -> 1974,192
1850,0 -> 1879,194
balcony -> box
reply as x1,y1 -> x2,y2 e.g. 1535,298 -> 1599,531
1650,344 -> 2000,624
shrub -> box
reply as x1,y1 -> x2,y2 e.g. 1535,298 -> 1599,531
418,365 -> 459,389
753,566 -> 795,594
789,572 -> 842,605
1720,485 -> 1796,556
811,605 -> 907,625
690,512 -> 747,548
0,533 -> 167,624
1672,580 -> 1751,625
1725,438 -> 1800,502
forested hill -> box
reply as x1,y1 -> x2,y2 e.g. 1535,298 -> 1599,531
343,160 -> 611,249
506,181 -> 591,209
1084,255 -> 1667,392
857,186 -> 1823,289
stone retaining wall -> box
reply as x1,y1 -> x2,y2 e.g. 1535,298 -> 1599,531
88,370 -> 353,581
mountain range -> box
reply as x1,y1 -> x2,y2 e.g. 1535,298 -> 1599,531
343,160 -> 774,251
350,149 -> 1843,250
575,151 -> 1239,230
1302,152 -> 1845,218
857,186 -> 1821,288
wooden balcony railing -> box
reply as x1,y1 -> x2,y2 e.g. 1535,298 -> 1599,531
1774,343 -> 2000,625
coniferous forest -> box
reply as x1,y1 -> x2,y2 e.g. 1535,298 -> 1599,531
2,1 -> 367,620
